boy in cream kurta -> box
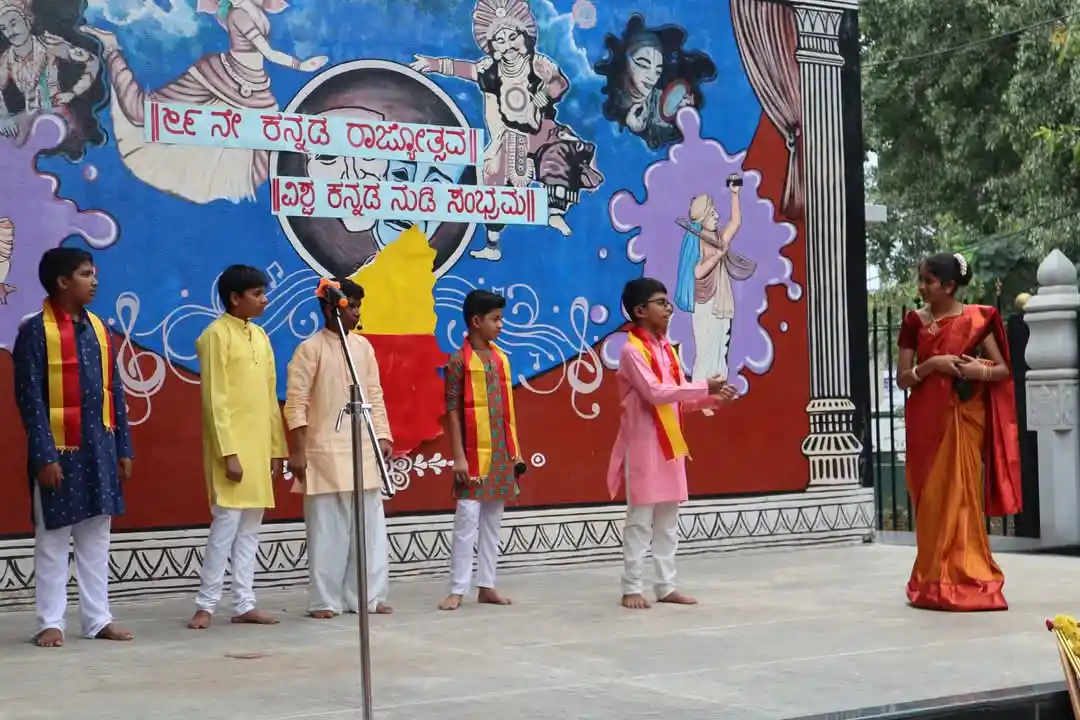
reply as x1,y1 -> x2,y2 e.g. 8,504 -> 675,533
284,279 -> 394,617
608,278 -> 734,610
189,265 -> 288,629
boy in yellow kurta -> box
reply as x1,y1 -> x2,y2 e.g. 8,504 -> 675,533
188,265 -> 288,629
284,279 -> 394,618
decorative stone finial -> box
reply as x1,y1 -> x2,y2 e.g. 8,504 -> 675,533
1037,249 -> 1077,288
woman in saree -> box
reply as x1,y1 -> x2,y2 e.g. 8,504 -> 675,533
896,252 -> 1022,612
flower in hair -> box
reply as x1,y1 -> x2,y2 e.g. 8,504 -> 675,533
953,253 -> 968,277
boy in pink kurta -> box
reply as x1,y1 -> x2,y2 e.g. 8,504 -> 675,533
608,278 -> 734,610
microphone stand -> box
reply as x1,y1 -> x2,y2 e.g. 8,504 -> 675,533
330,305 -> 396,720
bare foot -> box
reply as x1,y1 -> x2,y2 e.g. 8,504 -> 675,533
95,623 -> 133,641
34,628 -> 64,647
621,593 -> 651,610
187,610 -> 212,629
438,594 -> 463,611
372,603 -> 393,615
658,591 -> 698,606
231,609 -> 279,625
477,587 -> 512,606
309,610 -> 336,620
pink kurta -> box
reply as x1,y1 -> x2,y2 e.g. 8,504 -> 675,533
607,333 -> 717,506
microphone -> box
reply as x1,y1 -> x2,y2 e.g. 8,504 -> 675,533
315,277 -> 348,308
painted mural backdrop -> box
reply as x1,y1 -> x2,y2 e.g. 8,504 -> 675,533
0,0 -> 814,535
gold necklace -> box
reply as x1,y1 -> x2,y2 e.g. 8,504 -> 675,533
927,304 -> 963,335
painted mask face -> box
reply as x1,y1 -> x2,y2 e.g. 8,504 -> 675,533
490,27 -> 528,63
627,43 -> 663,96
303,107 -> 461,249
701,206 -> 720,232
304,107 -> 389,235
0,10 -> 30,47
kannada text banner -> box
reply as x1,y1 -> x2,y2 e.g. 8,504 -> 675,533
270,176 -> 549,225
144,101 -> 484,165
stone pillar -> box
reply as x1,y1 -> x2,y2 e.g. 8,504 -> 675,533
1024,249 -> 1080,546
791,0 -> 862,488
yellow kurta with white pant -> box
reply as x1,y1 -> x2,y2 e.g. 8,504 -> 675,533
196,314 -> 288,509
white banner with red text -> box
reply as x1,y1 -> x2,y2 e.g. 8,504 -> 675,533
269,176 -> 549,225
143,100 -> 484,165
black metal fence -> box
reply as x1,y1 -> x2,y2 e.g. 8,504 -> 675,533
865,306 -> 1040,537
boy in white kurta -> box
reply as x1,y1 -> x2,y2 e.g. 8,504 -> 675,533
284,279 -> 394,617
189,265 -> 288,629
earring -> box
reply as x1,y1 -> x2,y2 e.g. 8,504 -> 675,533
494,51 -> 502,61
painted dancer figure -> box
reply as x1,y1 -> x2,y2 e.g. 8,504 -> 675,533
609,278 -> 734,610
13,248 -> 134,647
411,0 -> 604,261
439,290 -> 524,611
188,265 -> 288,629
84,0 -> 326,204
896,253 -> 1021,612
284,279 -> 395,618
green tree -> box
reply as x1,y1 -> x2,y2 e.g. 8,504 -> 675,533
862,0 -> 1080,311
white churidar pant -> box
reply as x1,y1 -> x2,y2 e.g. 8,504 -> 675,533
194,504 -> 264,616
33,485 -> 113,639
620,461 -> 681,599
448,499 -> 504,595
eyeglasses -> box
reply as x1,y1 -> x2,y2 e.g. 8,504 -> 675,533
642,298 -> 672,309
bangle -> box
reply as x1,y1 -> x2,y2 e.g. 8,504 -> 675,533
910,365 -> 920,382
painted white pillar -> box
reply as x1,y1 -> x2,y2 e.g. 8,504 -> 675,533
791,0 -> 862,488
1024,249 -> 1080,546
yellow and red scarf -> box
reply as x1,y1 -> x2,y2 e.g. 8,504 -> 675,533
42,299 -> 115,451
461,341 -> 519,478
625,327 -> 689,461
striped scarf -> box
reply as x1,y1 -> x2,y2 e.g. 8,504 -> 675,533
625,327 -> 689,460
461,341 -> 519,478
42,299 -> 115,451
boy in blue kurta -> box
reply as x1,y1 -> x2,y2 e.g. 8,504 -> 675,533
13,248 -> 134,648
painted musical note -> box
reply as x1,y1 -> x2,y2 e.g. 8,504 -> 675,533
265,261 -> 286,291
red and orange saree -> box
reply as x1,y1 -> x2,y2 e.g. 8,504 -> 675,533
899,305 -> 1022,611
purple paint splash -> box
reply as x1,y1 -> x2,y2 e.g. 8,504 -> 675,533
0,114 -> 118,350
606,108 -> 800,394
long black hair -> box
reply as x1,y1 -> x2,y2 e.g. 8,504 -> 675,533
921,253 -> 973,294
